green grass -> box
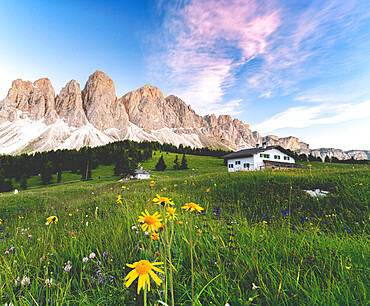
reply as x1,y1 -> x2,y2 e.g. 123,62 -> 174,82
0,155 -> 368,305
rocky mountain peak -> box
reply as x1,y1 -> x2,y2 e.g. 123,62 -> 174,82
33,78 -> 58,124
137,84 -> 164,100
34,78 -> 55,97
218,115 -> 233,125
56,79 -> 88,127
82,71 -> 128,130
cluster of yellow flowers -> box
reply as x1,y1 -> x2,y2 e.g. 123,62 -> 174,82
125,194 -> 204,295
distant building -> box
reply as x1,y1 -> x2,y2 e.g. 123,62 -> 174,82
222,144 -> 301,172
134,170 -> 151,179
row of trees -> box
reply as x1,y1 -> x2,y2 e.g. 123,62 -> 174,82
0,140 -> 228,190
155,154 -> 188,171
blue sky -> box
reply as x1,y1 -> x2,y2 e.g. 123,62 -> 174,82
1,0 -> 369,150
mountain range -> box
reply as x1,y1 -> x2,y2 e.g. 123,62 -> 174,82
0,70 -> 368,160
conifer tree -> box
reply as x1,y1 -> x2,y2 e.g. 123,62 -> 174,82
0,168 -> 5,192
179,154 -> 188,170
155,155 -> 167,171
115,151 -> 135,178
20,173 -> 27,190
41,161 -> 53,185
173,155 -> 180,170
3,179 -> 13,192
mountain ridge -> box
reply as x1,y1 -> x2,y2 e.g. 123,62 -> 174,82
0,70 -> 368,160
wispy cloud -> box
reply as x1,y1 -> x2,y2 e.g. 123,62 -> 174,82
252,100 -> 370,134
151,0 -> 281,115
151,0 -> 370,112
246,0 -> 370,96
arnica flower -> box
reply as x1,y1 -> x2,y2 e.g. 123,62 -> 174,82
181,202 -> 204,213
45,216 -> 58,225
166,207 -> 178,220
117,195 -> 122,204
138,210 -> 163,233
151,232 -> 159,240
125,260 -> 164,294
152,194 -> 174,207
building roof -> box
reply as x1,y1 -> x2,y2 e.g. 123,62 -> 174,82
135,170 -> 150,175
221,145 -> 296,160
264,160 -> 305,168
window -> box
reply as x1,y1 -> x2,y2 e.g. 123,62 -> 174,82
274,155 -> 280,160
260,154 -> 263,158
228,164 -> 234,168
262,154 -> 270,158
244,163 -> 250,168
284,156 -> 290,161
235,161 -> 241,165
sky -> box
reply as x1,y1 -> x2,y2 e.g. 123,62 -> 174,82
1,0 -> 369,150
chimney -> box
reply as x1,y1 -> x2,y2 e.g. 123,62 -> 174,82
256,143 -> 260,148
262,142 -> 266,149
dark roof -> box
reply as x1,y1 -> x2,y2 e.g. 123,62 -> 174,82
135,170 -> 150,174
264,160 -> 305,168
221,145 -> 296,160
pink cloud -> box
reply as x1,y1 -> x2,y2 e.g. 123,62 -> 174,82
154,0 -> 281,114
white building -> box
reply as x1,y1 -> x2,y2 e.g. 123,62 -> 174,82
134,170 -> 151,179
222,145 -> 299,172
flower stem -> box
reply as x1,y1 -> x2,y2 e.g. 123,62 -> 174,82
169,217 -> 175,306
144,286 -> 147,306
189,215 -> 194,306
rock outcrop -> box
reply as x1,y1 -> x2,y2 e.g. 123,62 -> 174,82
82,70 -> 129,130
262,135 -> 310,152
55,80 -> 88,127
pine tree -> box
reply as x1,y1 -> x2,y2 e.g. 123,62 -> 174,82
155,155 -> 167,171
20,173 -> 27,190
115,151 -> 135,178
0,168 -> 5,192
179,154 -> 188,170
41,161 -> 53,185
57,163 -> 62,183
3,179 -> 13,192
173,155 -> 180,170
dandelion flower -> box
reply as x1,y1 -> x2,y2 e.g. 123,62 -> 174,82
152,194 -> 174,207
166,207 -> 178,220
45,216 -> 58,225
138,210 -> 162,233
117,195 -> 122,204
181,202 -> 204,213
125,260 -> 164,294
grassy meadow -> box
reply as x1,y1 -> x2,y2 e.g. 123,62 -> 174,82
0,153 -> 369,305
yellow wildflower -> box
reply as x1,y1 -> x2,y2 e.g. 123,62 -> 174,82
117,195 -> 122,204
152,194 -> 174,207
151,232 -> 159,240
45,216 -> 58,225
181,202 -> 204,213
125,260 -> 164,294
138,210 -> 163,233
165,207 -> 178,220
